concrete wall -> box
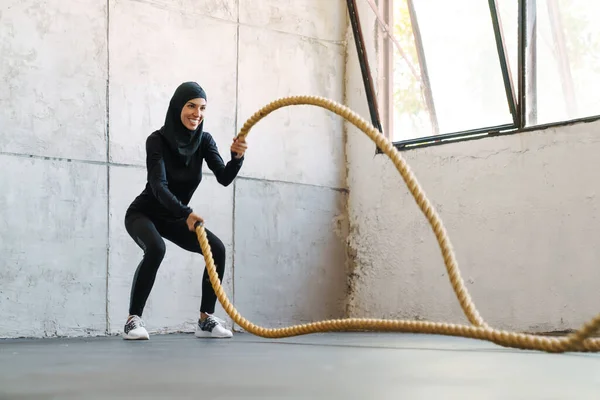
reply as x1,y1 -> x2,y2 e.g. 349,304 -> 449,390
1,0 -> 349,338
345,0 -> 600,333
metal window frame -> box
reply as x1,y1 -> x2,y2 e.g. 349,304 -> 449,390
358,0 -> 600,152
346,0 -> 383,134
519,0 -> 537,127
385,0 -> 519,150
490,0 -> 519,126
396,0 -> 519,149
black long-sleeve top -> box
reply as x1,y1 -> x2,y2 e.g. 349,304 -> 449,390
127,130 -> 244,221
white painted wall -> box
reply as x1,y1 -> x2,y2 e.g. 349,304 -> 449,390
345,0 -> 600,333
1,0 -> 348,338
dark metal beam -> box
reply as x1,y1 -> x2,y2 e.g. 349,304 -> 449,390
488,0 -> 518,126
393,123 -> 515,149
518,0 -> 537,127
346,0 -> 383,133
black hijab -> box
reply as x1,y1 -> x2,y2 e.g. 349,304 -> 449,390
159,81 -> 207,166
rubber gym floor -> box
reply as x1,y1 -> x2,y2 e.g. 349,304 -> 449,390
1,331 -> 598,399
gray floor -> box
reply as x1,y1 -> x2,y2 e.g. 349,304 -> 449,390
1,331 -> 599,399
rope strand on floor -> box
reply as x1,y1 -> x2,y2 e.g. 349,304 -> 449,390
194,95 -> 600,353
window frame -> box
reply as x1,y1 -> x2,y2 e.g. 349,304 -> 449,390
374,0 -> 600,151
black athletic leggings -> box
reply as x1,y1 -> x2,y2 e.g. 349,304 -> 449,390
124,211 -> 226,317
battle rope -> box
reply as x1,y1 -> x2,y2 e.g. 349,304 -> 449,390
194,95 -> 600,353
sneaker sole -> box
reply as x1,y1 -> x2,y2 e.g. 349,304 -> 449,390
194,331 -> 233,339
122,333 -> 150,340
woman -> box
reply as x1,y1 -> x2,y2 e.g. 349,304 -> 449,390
122,81 -> 248,340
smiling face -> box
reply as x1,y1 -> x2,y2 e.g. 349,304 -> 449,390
180,97 -> 206,130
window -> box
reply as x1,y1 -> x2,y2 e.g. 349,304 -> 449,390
377,0 -> 600,147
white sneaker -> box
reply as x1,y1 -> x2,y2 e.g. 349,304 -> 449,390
195,315 -> 233,338
122,315 -> 150,340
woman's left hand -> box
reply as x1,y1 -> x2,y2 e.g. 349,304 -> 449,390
231,136 -> 248,159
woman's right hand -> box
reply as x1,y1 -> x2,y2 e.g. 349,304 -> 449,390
186,212 -> 205,232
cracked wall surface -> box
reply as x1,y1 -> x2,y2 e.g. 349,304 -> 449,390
344,0 -> 600,333
1,0 -> 349,338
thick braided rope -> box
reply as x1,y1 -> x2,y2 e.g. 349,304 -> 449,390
195,95 -> 600,353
